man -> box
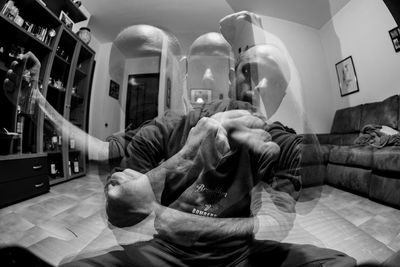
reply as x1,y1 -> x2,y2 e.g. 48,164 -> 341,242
63,13 -> 354,267
4,13 -> 355,266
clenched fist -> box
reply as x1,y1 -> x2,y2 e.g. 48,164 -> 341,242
3,51 -> 41,114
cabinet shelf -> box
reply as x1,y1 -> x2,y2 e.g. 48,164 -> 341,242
46,150 -> 62,154
49,176 -> 66,185
0,13 -> 53,52
69,172 -> 84,179
47,83 -> 67,93
0,152 -> 47,161
55,53 -> 71,65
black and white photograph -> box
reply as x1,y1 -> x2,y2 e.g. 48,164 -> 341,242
389,26 -> 400,52
335,56 -> 359,97
59,11 -> 74,29
190,88 -> 212,104
0,0 -> 400,267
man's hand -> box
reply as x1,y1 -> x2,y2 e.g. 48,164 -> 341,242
181,116 -> 230,160
211,110 -> 275,155
3,51 -> 41,113
105,169 -> 156,227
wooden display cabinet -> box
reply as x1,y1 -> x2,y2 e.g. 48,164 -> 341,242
0,0 -> 95,205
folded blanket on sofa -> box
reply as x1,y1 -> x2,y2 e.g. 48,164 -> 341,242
354,124 -> 400,148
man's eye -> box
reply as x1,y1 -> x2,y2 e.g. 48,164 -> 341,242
242,65 -> 250,75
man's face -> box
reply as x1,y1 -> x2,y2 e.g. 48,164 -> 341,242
187,54 -> 231,102
235,46 -> 288,119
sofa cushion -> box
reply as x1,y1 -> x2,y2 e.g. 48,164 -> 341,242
327,133 -> 359,146
331,104 -> 363,134
372,146 -> 400,172
360,95 -> 399,130
301,144 -> 332,165
316,134 -> 331,145
370,173 -> 400,208
326,164 -> 371,195
301,165 -> 325,188
329,145 -> 373,168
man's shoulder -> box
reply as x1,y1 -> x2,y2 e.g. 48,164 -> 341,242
267,121 -> 303,146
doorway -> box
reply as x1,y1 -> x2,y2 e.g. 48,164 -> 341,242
125,73 -> 159,129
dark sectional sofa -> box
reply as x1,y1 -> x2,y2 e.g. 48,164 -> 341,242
302,94 -> 400,208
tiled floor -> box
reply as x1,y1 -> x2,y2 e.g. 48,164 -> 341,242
0,165 -> 399,266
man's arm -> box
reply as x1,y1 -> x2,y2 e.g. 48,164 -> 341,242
3,52 -> 109,161
105,113 -> 296,244
34,90 -> 109,161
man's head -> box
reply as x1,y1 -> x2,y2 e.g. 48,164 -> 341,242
112,25 -> 186,113
235,44 -> 290,119
114,24 -> 182,58
186,32 -> 233,104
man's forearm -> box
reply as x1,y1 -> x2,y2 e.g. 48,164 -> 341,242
34,90 -> 109,161
154,204 -> 256,245
153,202 -> 294,245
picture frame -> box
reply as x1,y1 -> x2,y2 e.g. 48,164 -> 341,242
335,56 -> 359,97
109,80 -> 120,100
59,11 -> 74,29
165,78 -> 171,109
388,26 -> 400,53
190,89 -> 212,104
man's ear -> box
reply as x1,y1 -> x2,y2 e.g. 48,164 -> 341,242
228,67 -> 236,99
179,56 -> 188,76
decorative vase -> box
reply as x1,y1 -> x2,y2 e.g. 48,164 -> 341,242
77,27 -> 91,44
73,0 -> 82,7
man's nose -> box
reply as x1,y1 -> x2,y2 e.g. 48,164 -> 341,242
202,68 -> 215,88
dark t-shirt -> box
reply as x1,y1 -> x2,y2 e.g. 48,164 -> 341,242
117,100 -> 302,218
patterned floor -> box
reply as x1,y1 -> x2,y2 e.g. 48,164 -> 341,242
0,165 -> 399,266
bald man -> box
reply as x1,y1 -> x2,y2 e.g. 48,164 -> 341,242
185,32 -> 233,104
4,18 -> 355,267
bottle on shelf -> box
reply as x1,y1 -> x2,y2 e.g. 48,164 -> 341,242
73,156 -> 79,173
51,130 -> 58,150
68,161 -> 72,176
16,105 -> 23,134
50,159 -> 57,179
69,136 -> 75,150
58,134 -> 62,147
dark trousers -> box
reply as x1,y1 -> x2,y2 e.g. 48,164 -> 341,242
60,238 -> 356,267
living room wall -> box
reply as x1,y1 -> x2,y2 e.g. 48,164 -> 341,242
320,0 -> 400,116
257,15 -> 334,134
88,42 -> 125,141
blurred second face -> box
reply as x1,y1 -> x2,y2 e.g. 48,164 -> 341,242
235,45 -> 288,119
187,55 -> 231,103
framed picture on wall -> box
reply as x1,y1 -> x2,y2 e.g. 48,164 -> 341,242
388,26 -> 400,52
190,89 -> 212,104
109,80 -> 120,100
335,56 -> 359,97
59,11 -> 74,29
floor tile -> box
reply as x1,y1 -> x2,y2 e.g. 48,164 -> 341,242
359,215 -> 400,245
335,205 -> 375,226
14,226 -> 53,247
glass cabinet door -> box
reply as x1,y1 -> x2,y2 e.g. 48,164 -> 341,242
0,0 -> 59,158
66,44 -> 93,178
44,30 -> 77,182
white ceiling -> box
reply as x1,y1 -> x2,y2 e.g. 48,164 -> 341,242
81,0 -> 351,43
